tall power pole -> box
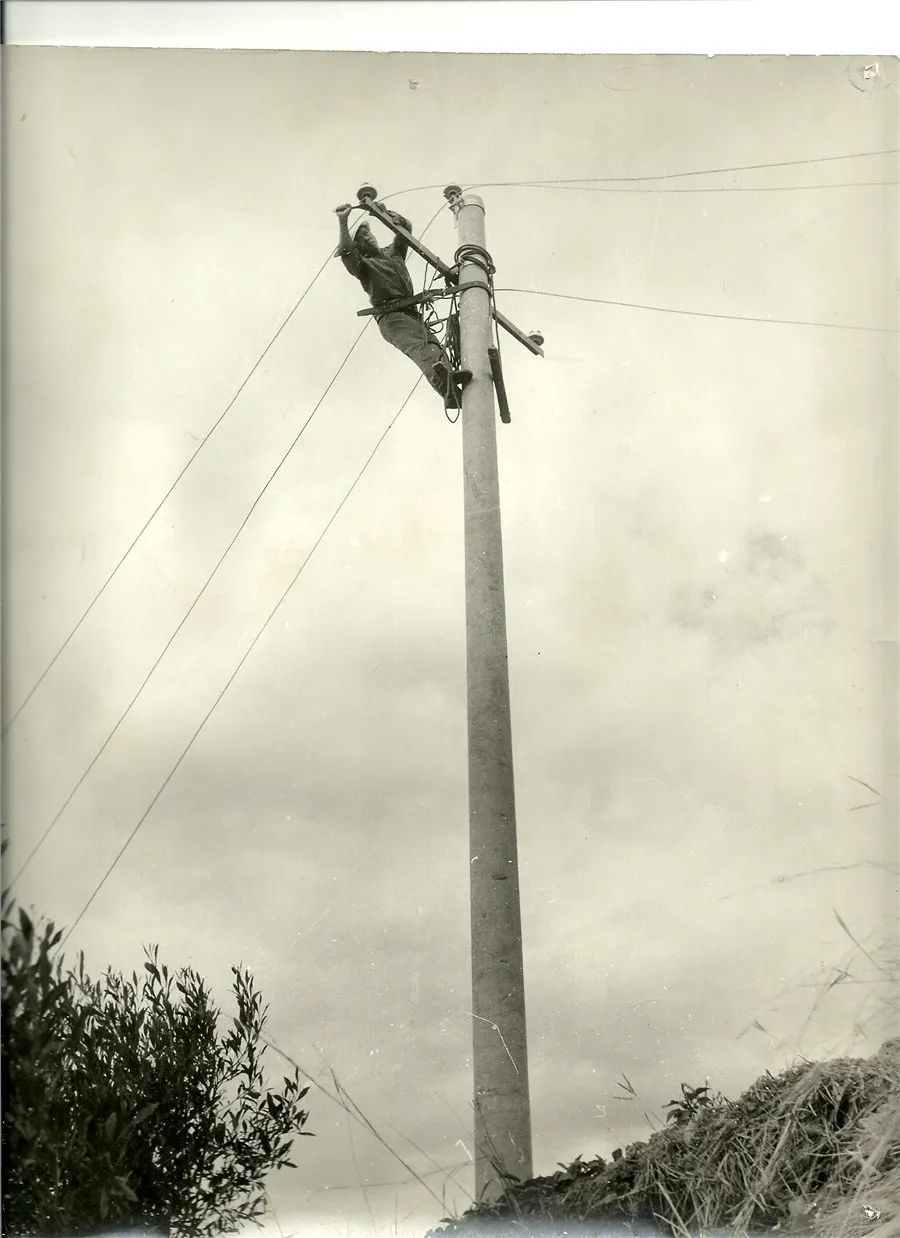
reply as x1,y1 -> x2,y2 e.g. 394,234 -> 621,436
447,189 -> 533,1199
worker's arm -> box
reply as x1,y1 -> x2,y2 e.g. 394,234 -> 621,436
334,203 -> 362,277
386,210 -> 413,260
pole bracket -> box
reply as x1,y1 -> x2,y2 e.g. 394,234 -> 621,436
488,347 -> 512,425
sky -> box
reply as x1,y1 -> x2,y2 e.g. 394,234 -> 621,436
3,14 -> 900,1238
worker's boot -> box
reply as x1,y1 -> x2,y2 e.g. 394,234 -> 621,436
431,360 -> 452,397
445,370 -> 473,412
432,361 -> 473,410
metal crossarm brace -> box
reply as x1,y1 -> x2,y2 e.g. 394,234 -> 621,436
358,194 -> 544,357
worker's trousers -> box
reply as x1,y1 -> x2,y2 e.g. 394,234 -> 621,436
377,311 -> 446,395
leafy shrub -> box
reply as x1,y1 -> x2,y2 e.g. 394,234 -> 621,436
2,900 -> 312,1237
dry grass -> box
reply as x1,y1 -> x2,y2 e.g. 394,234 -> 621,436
428,1038 -> 900,1238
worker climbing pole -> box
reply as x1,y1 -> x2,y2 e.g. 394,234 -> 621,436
334,183 -> 543,418
334,188 -> 470,409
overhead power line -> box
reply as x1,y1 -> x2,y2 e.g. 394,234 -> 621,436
476,148 -> 900,187
545,148 -> 900,183
5,202 -> 447,739
8,149 -> 895,734
505,179 -> 899,194
3,249 -> 337,735
493,287 -> 899,334
380,147 -> 900,201
8,319 -> 372,890
14,206 -> 446,888
11,150 -> 895,880
61,376 -> 423,946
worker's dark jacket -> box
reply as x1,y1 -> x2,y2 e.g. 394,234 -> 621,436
339,213 -> 416,320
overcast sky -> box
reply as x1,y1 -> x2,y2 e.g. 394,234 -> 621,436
4,37 -> 899,1238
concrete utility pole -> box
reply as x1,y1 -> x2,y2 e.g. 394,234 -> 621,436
447,188 -> 533,1200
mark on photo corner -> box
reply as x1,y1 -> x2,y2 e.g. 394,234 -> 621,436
847,58 -> 896,93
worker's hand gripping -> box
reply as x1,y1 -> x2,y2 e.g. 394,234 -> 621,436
334,203 -> 354,219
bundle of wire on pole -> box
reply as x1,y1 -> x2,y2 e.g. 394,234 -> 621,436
453,242 -> 515,426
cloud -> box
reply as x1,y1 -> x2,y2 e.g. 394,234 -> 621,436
668,523 -> 832,650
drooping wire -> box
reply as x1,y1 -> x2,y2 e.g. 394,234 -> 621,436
3,245 -> 342,736
409,240 -> 462,424
13,204 -> 447,888
491,286 -> 899,334
428,267 -> 463,426
421,262 -> 442,336
60,374 -> 425,946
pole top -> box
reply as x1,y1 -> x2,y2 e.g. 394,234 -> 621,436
444,185 -> 484,216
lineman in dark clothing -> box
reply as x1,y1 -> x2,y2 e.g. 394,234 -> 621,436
335,203 -> 454,399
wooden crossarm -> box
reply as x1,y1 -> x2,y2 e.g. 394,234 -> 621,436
358,197 -> 544,357
362,198 -> 455,279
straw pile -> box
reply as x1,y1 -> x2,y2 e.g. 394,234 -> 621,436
429,1038 -> 900,1238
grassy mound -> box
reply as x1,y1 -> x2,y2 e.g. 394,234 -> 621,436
429,1038 -> 900,1238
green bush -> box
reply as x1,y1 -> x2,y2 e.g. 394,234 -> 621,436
1,901 -> 312,1237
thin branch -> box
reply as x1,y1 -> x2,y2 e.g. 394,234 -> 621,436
263,1039 -> 447,1212
834,909 -> 892,976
